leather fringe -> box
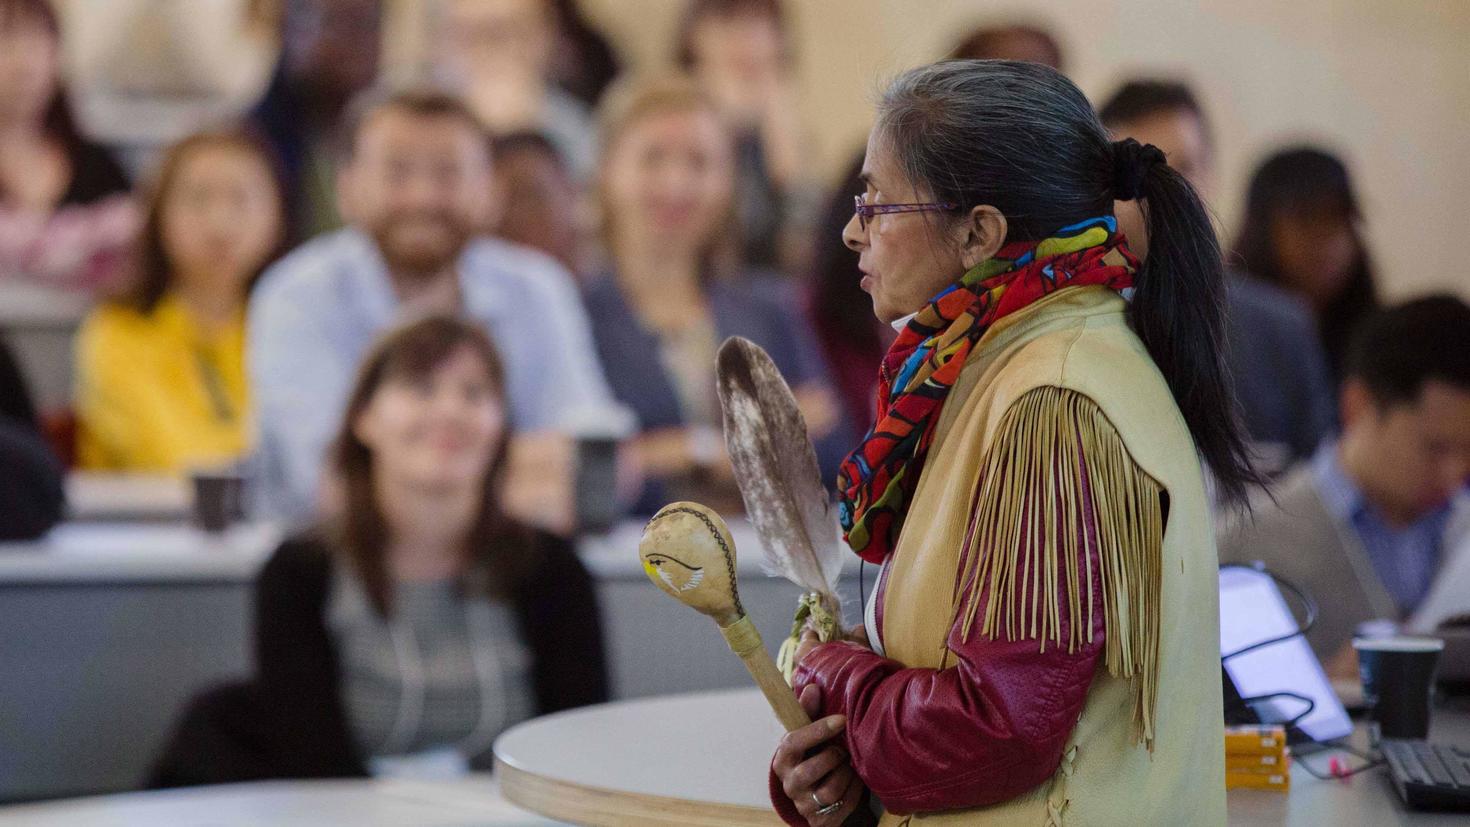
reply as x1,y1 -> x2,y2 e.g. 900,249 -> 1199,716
953,386 -> 1163,750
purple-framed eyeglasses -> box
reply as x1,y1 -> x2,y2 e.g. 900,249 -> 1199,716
853,194 -> 957,231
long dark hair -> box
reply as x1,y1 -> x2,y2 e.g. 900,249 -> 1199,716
128,128 -> 290,313
1232,147 -> 1378,380
327,316 -> 534,617
875,60 -> 1259,504
0,0 -> 84,198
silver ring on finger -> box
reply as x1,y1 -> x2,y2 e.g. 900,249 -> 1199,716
813,791 -> 843,817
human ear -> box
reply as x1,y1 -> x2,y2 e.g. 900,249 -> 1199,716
335,162 -> 359,225
1340,378 -> 1375,431
351,404 -> 381,451
956,205 -> 1007,270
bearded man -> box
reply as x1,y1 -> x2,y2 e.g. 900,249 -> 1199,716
249,88 -> 614,528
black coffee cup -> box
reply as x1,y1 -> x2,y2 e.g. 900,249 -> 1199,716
575,436 -> 622,533
566,405 -> 636,534
192,470 -> 244,533
1353,636 -> 1444,740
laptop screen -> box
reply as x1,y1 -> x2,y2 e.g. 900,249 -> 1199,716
1219,565 -> 1354,742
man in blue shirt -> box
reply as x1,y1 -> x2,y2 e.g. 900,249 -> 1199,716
249,88 -> 616,526
1219,296 -> 1470,667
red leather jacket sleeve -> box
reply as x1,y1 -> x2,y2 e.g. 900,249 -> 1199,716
771,469 -> 1106,822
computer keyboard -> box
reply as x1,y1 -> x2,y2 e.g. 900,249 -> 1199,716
1381,738 -> 1470,810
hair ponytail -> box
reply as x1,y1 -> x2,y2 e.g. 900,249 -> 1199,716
1123,149 -> 1263,505
876,62 -> 1261,507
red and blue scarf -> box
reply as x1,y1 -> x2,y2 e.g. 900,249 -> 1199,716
837,216 -> 1139,564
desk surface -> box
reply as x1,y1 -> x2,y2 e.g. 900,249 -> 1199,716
0,776 -> 564,827
0,521 -> 281,583
496,688 -> 1470,827
0,490 -> 850,585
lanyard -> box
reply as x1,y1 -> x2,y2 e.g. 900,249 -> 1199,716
192,345 -> 236,424
377,598 -> 509,760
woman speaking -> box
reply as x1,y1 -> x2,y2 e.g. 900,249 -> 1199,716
770,60 -> 1255,826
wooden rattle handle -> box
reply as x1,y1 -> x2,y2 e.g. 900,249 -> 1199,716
719,615 -> 812,732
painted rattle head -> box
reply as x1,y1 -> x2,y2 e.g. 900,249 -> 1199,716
640,502 -> 744,627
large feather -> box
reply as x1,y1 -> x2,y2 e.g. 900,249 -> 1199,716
716,337 -> 842,611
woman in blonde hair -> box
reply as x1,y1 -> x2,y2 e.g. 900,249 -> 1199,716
583,74 -> 849,514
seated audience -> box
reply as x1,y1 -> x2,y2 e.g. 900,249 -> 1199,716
151,316 -> 606,784
948,20 -> 1065,69
676,0 -> 810,272
64,0 -> 278,175
806,154 -> 893,433
1233,146 -> 1380,386
251,0 -> 382,238
491,131 -> 582,278
74,129 -> 287,473
434,0 -> 597,181
1218,296 -> 1470,669
249,88 -> 614,527
585,75 -> 849,514
1100,79 -> 1336,473
546,0 -> 621,108
0,337 -> 62,540
0,0 -> 136,296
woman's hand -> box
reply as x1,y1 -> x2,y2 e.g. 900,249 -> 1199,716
772,684 -> 865,826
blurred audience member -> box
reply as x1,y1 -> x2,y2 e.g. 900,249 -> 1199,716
0,332 -> 37,427
1219,296 -> 1470,667
546,0 -> 621,108
491,131 -> 582,277
1101,80 -> 1335,472
806,154 -> 893,433
249,88 -> 612,527
434,0 -> 596,180
0,336 -> 62,540
251,0 -> 382,238
1233,146 -> 1380,386
676,0 -> 810,272
585,76 -> 848,514
75,129 -> 287,473
151,316 -> 606,784
0,0 -> 137,296
949,21 -> 1064,70
65,0 -> 278,175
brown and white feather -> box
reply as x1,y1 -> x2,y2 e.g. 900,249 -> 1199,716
716,337 -> 842,612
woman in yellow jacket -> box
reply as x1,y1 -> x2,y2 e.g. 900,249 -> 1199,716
75,129 -> 286,472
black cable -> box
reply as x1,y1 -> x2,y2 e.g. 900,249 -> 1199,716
1237,690 -> 1316,731
1218,562 -> 1388,779
1220,562 -> 1318,661
1295,746 -> 1385,780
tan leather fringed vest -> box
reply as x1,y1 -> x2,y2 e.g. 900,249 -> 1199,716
876,286 -> 1226,826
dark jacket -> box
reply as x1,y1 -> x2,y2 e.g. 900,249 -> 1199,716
1222,274 -> 1337,471
150,530 -> 608,786
0,340 -> 63,541
582,271 -> 856,513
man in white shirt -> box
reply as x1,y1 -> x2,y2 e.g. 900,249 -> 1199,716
249,87 -> 616,527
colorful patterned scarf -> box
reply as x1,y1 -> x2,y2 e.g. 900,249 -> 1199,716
837,216 -> 1139,564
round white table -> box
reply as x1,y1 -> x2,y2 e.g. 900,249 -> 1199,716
495,688 -> 786,826
496,688 -> 1470,827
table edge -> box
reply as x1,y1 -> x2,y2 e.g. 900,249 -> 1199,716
494,757 -> 782,827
